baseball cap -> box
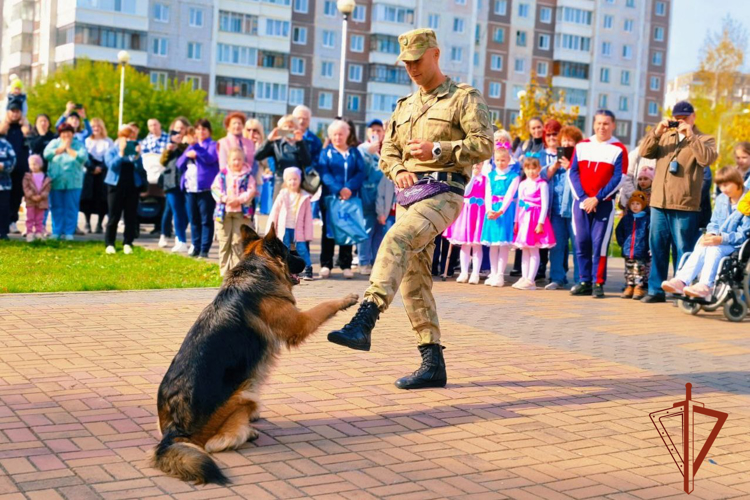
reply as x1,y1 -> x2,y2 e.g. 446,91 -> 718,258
367,119 -> 383,128
397,28 -> 439,62
672,101 -> 694,117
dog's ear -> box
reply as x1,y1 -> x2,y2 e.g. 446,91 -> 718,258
240,225 -> 261,248
264,222 -> 277,243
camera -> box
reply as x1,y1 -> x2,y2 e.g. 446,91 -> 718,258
668,120 -> 680,128
669,160 -> 679,174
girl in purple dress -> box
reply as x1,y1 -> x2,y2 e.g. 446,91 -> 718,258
444,163 -> 487,284
513,157 -> 556,290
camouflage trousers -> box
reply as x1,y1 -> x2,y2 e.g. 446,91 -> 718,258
364,191 -> 463,345
624,258 -> 651,287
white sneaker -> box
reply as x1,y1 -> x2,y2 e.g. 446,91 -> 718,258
484,274 -> 495,286
486,274 -> 504,287
544,282 -> 561,290
64,235 -> 74,241
468,273 -> 480,285
359,265 -> 372,275
517,279 -> 537,290
319,267 -> 331,279
172,241 -> 186,253
512,278 -> 528,289
123,244 -> 133,255
188,244 -> 195,255
456,272 -> 469,283
343,269 -> 354,279
9,222 -> 19,234
105,245 -> 116,254
158,235 -> 169,248
26,233 -> 34,242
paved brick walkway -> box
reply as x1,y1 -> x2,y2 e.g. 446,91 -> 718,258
1,276 -> 749,500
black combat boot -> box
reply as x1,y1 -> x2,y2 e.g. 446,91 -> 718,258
394,344 -> 447,390
327,301 -> 379,351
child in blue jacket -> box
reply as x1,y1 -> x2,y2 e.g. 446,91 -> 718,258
615,191 -> 651,300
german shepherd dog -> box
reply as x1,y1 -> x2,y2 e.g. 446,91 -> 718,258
150,224 -> 358,485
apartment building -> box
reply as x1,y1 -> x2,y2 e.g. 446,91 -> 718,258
666,71 -> 750,111
1,0 -> 670,146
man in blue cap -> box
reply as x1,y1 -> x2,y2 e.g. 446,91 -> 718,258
638,100 -> 718,303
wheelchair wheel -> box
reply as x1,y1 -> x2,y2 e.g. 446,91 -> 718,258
678,299 -> 701,315
724,299 -> 748,323
743,260 -> 750,307
703,282 -> 729,312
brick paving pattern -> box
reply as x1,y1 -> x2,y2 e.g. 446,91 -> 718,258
1,274 -> 749,498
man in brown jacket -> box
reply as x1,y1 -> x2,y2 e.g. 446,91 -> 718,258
638,101 -> 718,303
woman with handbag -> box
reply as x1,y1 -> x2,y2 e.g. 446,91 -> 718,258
318,120 -> 365,279
254,115 -> 312,201
81,118 -> 112,234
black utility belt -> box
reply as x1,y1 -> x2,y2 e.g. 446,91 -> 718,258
415,172 -> 465,196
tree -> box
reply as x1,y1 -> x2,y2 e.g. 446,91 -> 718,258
28,59 -> 224,138
509,72 -> 580,141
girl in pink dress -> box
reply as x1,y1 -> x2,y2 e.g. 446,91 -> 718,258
513,157 -> 556,290
443,163 -> 487,284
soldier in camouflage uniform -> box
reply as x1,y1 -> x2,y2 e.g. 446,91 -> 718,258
328,28 -> 493,389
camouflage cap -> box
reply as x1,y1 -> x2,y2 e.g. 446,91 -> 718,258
397,28 -> 439,62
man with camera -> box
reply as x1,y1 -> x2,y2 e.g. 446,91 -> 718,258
638,101 -> 718,303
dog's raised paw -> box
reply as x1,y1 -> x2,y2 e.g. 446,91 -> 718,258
341,294 -> 359,310
247,427 -> 260,442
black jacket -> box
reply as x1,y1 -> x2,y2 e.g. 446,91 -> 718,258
160,143 -> 188,192
254,139 -> 312,177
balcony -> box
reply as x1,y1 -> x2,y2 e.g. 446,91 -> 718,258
369,64 -> 410,85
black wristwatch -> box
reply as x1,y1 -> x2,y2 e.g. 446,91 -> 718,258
431,142 -> 441,159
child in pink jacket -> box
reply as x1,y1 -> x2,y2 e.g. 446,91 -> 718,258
22,154 -> 52,241
266,167 -> 314,280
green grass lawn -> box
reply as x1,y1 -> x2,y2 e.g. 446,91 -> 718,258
0,240 -> 222,293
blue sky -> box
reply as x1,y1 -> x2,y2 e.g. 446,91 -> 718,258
668,0 -> 750,79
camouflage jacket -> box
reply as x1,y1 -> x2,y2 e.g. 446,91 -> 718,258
379,77 -> 493,185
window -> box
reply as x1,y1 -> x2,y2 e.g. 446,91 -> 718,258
493,27 -> 505,44
370,94 -> 400,112
654,26 -> 665,42
598,94 -> 608,109
650,76 -> 661,91
256,82 -> 287,102
603,15 -> 613,29
185,75 -> 201,90
150,71 -> 168,90
189,8 -> 203,27
619,96 -> 629,112
374,4 -> 415,24
474,52 -> 479,66
516,31 -> 527,47
494,0 -> 507,15
428,14 -> 440,29
616,121 -> 629,137
621,70 -> 631,86
323,0 -> 336,16
291,57 -> 305,75
188,42 -> 202,61
648,101 -> 659,116
555,34 -> 591,52
217,44 -> 258,66
518,3 -> 529,17
346,95 -> 360,112
318,92 -> 333,110
556,7 -> 592,26
624,19 -> 633,32
456,0 -> 466,4
370,64 -> 410,85
266,19 -> 290,37
451,47 -> 463,62
538,34 -> 550,50
293,26 -> 307,44
350,34 -> 364,52
490,54 -> 503,70
288,88 -> 304,106
652,51 -> 664,66
219,11 -> 258,35
78,0 -> 136,13
558,61 -> 589,79
348,64 -> 363,82
294,0 -> 308,13
321,61 -> 334,78
323,30 -> 336,48
514,58 -> 525,73
258,51 -> 288,69
152,37 -> 168,56
556,87 -> 588,106
622,45 -> 633,59
153,3 -> 169,22
537,61 -> 548,77
600,67 -> 610,83
371,34 -> 400,54
656,1 -> 666,15
540,6 -> 552,23
453,17 -> 465,33
353,5 -> 366,22
216,76 -> 255,99
489,82 -> 501,99
58,24 -> 146,50
626,0 -> 635,6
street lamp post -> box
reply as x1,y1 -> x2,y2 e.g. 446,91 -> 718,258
117,50 -> 131,129
336,0 -> 356,118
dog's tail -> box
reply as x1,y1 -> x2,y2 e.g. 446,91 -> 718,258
150,429 -> 229,485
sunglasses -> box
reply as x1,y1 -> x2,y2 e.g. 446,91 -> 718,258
546,132 -> 558,137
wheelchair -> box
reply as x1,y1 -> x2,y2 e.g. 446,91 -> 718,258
675,237 -> 750,322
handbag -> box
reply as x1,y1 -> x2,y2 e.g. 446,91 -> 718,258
396,177 -> 451,208
302,168 -> 321,194
324,195 -> 368,245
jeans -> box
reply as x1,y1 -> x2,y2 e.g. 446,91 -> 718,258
186,191 -> 216,254
166,190 -> 189,244
357,213 -> 386,267
161,198 -> 173,237
648,208 -> 701,296
25,206 -> 45,235
675,242 -> 735,288
283,228 -> 312,267
105,185 -> 139,246
549,213 -> 579,285
49,188 -> 81,237
0,190 -> 10,237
